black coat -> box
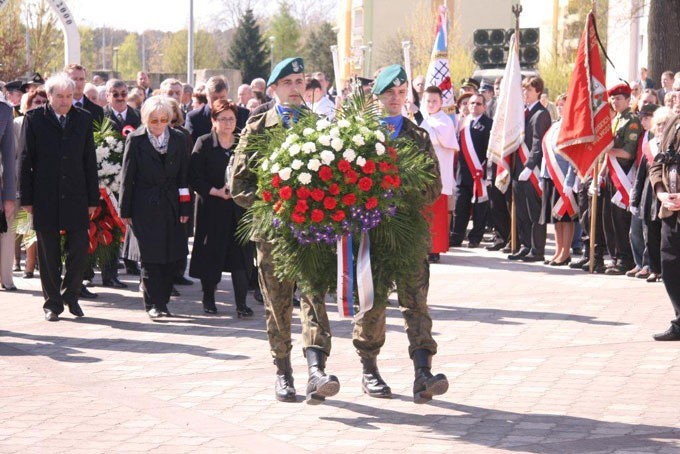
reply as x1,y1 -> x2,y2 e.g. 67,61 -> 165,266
184,104 -> 249,143
119,128 -> 191,264
512,102 -> 551,179
75,96 -> 104,125
104,105 -> 141,134
457,114 -> 493,187
19,105 -> 99,232
188,132 -> 252,284
631,153 -> 659,223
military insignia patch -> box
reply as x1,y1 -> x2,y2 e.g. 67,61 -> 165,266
629,133 -> 639,141
393,79 -> 402,87
629,123 -> 639,130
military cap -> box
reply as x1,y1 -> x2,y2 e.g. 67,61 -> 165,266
357,77 -> 374,88
21,72 -> 45,92
638,103 -> 659,117
5,80 -> 25,93
461,77 -> 480,91
372,65 -> 408,95
480,82 -> 494,92
607,83 -> 632,98
267,57 -> 305,87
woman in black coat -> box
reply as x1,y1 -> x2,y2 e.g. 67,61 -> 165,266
119,96 -> 191,319
189,100 -> 253,317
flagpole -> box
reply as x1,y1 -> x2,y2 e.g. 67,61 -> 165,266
589,0 -> 598,274
510,3 -> 522,253
402,40 -> 415,121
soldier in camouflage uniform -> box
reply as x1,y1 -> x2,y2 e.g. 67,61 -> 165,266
602,83 -> 642,275
352,65 -> 449,404
230,58 -> 339,405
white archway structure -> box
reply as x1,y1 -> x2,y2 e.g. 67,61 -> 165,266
0,0 -> 80,66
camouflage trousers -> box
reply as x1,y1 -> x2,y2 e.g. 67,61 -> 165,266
352,257 -> 438,360
256,241 -> 332,359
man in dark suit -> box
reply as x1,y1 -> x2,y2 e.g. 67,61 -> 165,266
20,73 -> 100,321
136,71 -> 153,100
103,79 -> 142,283
508,76 -> 552,262
451,93 -> 493,248
184,76 -> 249,143
657,70 -> 674,104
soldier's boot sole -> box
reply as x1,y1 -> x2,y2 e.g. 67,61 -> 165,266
306,375 -> 340,405
413,374 -> 449,404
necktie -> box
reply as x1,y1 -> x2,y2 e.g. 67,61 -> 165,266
524,107 -> 530,120
59,115 -> 66,128
75,101 -> 83,108
117,113 -> 124,123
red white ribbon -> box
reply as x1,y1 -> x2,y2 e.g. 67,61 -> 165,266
543,122 -> 577,218
460,124 -> 489,202
518,143 -> 543,197
606,154 -> 635,209
179,188 -> 191,203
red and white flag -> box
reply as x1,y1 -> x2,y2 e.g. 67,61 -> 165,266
425,6 -> 454,113
556,11 -> 613,178
487,35 -> 524,193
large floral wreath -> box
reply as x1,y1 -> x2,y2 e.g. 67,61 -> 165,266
240,95 -> 436,317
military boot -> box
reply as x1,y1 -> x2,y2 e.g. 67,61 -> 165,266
412,349 -> 449,404
305,348 -> 340,405
274,356 -> 296,402
360,357 -> 392,398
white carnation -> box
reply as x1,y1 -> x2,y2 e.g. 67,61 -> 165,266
375,142 -> 386,155
96,146 -> 110,162
303,127 -> 315,137
330,137 -> 344,152
291,159 -> 304,170
289,143 -> 302,156
352,135 -> 366,146
359,126 -> 371,135
337,119 -> 351,129
287,133 -> 300,143
320,150 -> 336,165
356,156 -> 367,167
261,159 -> 270,171
374,130 -> 386,142
105,136 -> 116,146
329,127 -> 340,138
114,141 -> 124,153
270,151 -> 279,161
271,163 -> 280,173
342,149 -> 356,162
280,141 -> 290,150
319,135 -> 332,146
278,167 -> 292,181
316,118 -> 331,131
297,172 -> 312,185
302,142 -> 317,154
307,159 -> 322,171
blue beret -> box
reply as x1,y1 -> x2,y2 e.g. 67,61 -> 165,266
372,65 -> 408,95
267,57 -> 305,87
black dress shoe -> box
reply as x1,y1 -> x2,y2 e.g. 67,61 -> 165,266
126,265 -> 141,276
570,257 -> 589,269
549,257 -> 571,266
521,254 -> 545,263
68,302 -> 85,317
653,327 -> 680,341
102,277 -> 128,288
80,285 -> 98,299
604,265 -> 626,275
508,248 -> 530,260
23,271 -> 34,279
171,286 -> 180,297
467,241 -> 480,248
486,242 -> 506,251
2,284 -> 17,291
582,260 -> 607,273
44,309 -> 59,322
173,276 -> 193,286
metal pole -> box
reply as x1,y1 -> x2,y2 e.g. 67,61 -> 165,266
187,0 -> 194,85
589,162 -> 599,273
510,3 -> 522,253
269,36 -> 275,73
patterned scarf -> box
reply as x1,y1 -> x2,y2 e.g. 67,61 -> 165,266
147,128 -> 170,154
276,105 -> 300,128
379,115 -> 404,139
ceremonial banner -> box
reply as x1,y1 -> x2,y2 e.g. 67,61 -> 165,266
487,35 -> 524,193
425,6 -> 454,113
556,11 -> 613,178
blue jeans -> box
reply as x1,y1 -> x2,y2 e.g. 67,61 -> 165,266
629,215 -> 648,269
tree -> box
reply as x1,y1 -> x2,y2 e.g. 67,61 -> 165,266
267,1 -> 301,62
304,22 -> 336,86
0,0 -> 27,81
648,0 -> 680,84
26,0 -> 62,74
227,9 -> 268,83
117,34 -> 141,80
79,27 -> 98,72
163,30 -> 220,75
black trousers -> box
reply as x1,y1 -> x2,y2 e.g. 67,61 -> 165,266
601,181 -> 633,267
579,181 -> 607,259
488,183 -> 511,243
37,229 -> 89,313
101,256 -> 120,281
513,179 -> 546,255
201,269 -> 249,306
646,218 -> 662,274
141,260 -> 181,311
452,185 -> 489,244
660,216 -> 680,330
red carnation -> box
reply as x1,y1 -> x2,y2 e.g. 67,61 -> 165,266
381,175 -> 394,189
323,197 -> 337,210
279,186 -> 293,200
294,199 -> 309,213
388,147 -> 397,159
365,197 -> 378,210
337,159 -> 352,173
328,183 -> 340,196
358,177 -> 373,191
311,188 -> 325,202
392,175 -> 401,188
362,160 -> 376,174
262,190 -> 273,202
319,166 -> 333,181
379,161 -> 392,173
292,212 -> 306,224
272,174 -> 282,188
296,187 -> 311,200
331,210 -> 346,222
345,170 -> 358,184
311,209 -> 324,223
341,193 -> 357,206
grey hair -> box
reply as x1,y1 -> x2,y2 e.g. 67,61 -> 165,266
105,78 -> 127,93
45,72 -> 75,96
160,78 -> 182,93
206,76 -> 228,95
140,95 -> 174,126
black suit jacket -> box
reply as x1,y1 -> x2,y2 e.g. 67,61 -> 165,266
77,97 -> 104,125
184,104 -> 249,143
458,114 -> 493,187
19,105 -> 99,231
104,106 -> 141,134
513,103 -> 551,179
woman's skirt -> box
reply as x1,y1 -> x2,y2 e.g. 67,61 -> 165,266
427,194 -> 450,253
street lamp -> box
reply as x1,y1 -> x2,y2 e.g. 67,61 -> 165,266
269,36 -> 275,72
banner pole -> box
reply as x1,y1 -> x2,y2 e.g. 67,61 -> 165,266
510,3 -> 522,253
589,161 -> 599,273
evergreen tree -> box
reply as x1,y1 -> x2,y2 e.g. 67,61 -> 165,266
304,22 -> 336,88
227,9 -> 268,84
268,1 -> 302,62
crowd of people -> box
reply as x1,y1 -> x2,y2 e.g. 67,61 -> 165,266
2,58 -> 680,404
